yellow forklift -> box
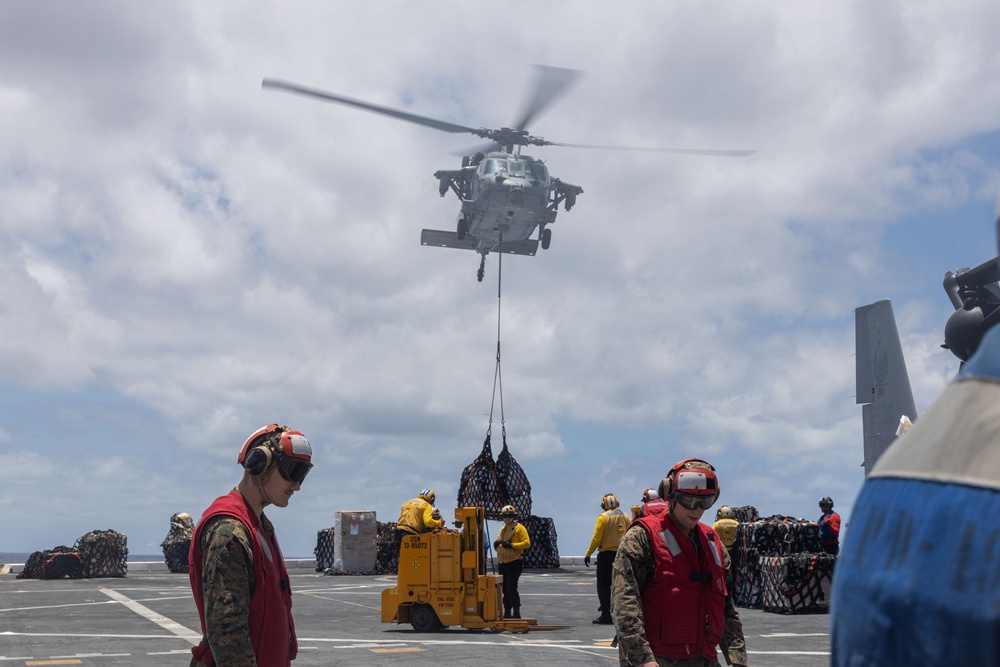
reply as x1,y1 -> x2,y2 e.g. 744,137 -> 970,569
381,507 -> 564,633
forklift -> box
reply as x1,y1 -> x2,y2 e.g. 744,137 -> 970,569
381,507 -> 565,633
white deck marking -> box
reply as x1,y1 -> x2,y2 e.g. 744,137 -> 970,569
98,588 -> 201,645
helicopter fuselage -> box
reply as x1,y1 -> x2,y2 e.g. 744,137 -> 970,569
422,151 -> 582,279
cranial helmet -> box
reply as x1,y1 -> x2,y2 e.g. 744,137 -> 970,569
642,488 -> 659,503
717,505 -> 734,520
819,496 -> 834,508
601,493 -> 620,511
658,458 -> 720,502
500,505 -> 517,518
238,424 -> 313,484
419,489 -> 436,504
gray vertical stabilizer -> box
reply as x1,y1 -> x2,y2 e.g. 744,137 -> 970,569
855,299 -> 918,476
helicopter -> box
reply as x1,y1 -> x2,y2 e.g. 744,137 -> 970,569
263,66 -> 756,282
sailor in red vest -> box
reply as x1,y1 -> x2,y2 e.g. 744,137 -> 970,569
189,424 -> 314,667
637,488 -> 669,518
611,458 -> 748,667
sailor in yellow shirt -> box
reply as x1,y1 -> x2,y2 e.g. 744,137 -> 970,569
584,493 -> 630,625
394,488 -> 444,546
493,505 -> 530,618
713,504 -> 739,549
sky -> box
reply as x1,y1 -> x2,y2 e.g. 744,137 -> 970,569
2,1 -> 1000,559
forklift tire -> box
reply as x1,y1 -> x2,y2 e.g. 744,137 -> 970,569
409,604 -> 441,632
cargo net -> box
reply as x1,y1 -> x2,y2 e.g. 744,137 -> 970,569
521,516 -> 560,568
375,521 -> 400,574
160,512 -> 194,574
760,553 -> 836,614
732,505 -> 760,524
731,514 -> 824,609
457,434 -> 532,521
315,528 -> 336,572
75,529 -> 128,578
17,546 -> 83,580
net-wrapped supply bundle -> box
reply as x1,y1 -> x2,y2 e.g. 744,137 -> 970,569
494,440 -> 532,521
75,529 -> 128,578
374,521 -> 400,574
315,528 -> 335,572
732,505 -> 760,524
731,514 -> 824,610
458,435 -> 506,518
160,512 -> 194,574
521,516 -> 560,568
730,520 -> 760,608
17,546 -> 83,580
760,552 -> 836,614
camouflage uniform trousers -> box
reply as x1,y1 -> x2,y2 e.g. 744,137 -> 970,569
611,524 -> 748,667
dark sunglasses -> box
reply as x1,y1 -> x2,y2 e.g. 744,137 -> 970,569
674,493 -> 716,511
275,454 -> 313,485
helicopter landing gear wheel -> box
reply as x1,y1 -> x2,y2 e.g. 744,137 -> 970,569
541,227 -> 552,250
477,255 -> 486,282
409,603 -> 441,632
457,218 -> 468,240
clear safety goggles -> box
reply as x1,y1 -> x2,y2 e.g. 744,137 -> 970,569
674,492 -> 717,511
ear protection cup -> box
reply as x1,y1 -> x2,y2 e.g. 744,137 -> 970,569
243,444 -> 274,476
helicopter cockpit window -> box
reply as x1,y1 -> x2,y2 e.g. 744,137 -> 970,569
507,160 -> 526,177
483,159 -> 507,174
528,162 -> 548,182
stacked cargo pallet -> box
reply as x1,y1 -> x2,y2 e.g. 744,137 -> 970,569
730,510 -> 832,613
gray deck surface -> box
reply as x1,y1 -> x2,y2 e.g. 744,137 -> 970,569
1,565 -> 830,665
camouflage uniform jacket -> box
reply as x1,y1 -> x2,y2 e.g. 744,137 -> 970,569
189,512 -> 270,667
611,523 -> 748,667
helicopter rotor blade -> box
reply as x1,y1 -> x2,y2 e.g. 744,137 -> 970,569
262,78 -> 481,135
544,141 -> 757,157
512,65 -> 583,132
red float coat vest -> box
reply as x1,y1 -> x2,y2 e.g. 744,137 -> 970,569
639,499 -> 669,517
634,513 -> 727,662
189,490 -> 297,666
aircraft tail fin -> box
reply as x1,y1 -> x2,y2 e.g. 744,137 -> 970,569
855,299 -> 918,476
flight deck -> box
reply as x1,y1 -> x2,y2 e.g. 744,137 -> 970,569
0,564 -> 829,666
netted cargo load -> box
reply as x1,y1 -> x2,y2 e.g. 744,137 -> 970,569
521,516 -> 560,568
731,515 -> 824,608
730,522 -> 761,608
760,553 -> 835,614
744,515 -> 822,557
17,546 -> 83,580
732,505 -> 760,524
75,529 -> 128,578
494,441 -> 532,520
458,435 -> 505,517
315,528 -> 335,572
160,512 -> 194,574
374,521 -> 400,574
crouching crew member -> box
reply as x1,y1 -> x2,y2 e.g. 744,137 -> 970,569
612,458 -> 748,667
493,505 -> 530,618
